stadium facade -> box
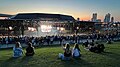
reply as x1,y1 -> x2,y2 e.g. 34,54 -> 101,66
0,13 -> 98,36
0,13 -> 76,36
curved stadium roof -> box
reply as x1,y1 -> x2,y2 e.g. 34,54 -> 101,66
11,13 -> 75,21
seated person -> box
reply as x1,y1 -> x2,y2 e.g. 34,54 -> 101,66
26,42 -> 35,56
83,40 -> 89,47
89,45 -> 97,52
107,39 -> 112,44
96,44 -> 105,53
89,43 -> 94,46
59,43 -> 71,60
13,42 -> 23,58
72,43 -> 81,58
100,44 -> 105,52
88,44 -> 105,53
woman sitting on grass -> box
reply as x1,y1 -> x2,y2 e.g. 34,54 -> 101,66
72,43 -> 81,58
59,43 -> 71,60
86,43 -> 105,53
13,42 -> 23,58
26,42 -> 35,56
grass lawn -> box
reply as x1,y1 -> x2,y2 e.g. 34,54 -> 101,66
0,42 -> 120,67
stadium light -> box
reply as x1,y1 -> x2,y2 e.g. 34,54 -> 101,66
28,27 -> 36,31
60,27 -> 65,31
9,26 -> 12,30
41,25 -> 52,32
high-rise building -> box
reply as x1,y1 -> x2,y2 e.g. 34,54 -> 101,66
111,17 -> 114,22
91,13 -> 97,22
104,13 -> 111,22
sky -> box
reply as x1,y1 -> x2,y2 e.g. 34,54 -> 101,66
0,0 -> 120,21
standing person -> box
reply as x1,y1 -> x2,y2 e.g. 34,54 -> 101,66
72,43 -> 81,58
5,37 -> 9,47
26,42 -> 35,56
50,37 -> 53,45
59,43 -> 71,60
13,42 -> 23,58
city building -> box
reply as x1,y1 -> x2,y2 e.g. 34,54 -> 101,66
95,21 -> 120,34
111,17 -> 114,22
91,13 -> 97,22
76,21 -> 95,34
104,13 -> 111,22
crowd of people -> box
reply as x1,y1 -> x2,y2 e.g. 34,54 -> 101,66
12,41 -> 105,60
0,33 -> 119,60
0,33 -> 120,46
58,40 -> 105,60
12,41 -> 81,60
83,40 -> 105,53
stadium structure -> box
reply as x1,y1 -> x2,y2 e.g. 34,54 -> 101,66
0,13 -> 76,36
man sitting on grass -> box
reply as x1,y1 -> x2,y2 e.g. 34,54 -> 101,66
26,42 -> 35,56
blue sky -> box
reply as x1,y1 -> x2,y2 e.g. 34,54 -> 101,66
0,0 -> 120,21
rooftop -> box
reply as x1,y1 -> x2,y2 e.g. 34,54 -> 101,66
11,13 -> 75,21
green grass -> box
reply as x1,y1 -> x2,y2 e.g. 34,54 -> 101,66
0,42 -> 120,67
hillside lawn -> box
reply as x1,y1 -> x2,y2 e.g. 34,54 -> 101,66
0,42 -> 120,67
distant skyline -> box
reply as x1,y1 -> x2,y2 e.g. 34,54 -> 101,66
0,0 -> 120,21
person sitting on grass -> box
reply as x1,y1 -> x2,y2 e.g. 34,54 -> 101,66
96,44 -> 105,53
59,43 -> 71,60
26,42 -> 35,56
72,43 -> 81,58
87,43 -> 105,53
107,39 -> 112,44
82,40 -> 89,48
13,42 -> 23,58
